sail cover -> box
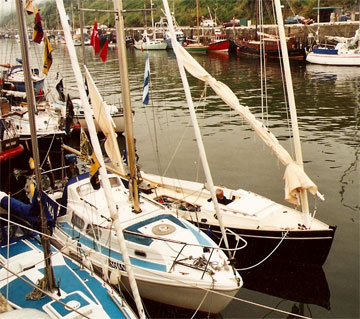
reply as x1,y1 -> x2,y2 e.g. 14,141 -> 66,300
172,41 -> 318,205
84,66 -> 125,175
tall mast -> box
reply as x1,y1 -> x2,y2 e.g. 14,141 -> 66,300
274,0 -> 310,217
55,1 -> 145,317
77,0 -> 86,65
15,0 -> 56,292
196,0 -> 199,43
113,0 -> 141,212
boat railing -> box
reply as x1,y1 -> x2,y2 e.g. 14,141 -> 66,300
122,228 -> 243,276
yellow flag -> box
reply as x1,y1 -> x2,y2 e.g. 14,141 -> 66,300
89,152 -> 100,178
80,129 -> 90,161
42,35 -> 53,75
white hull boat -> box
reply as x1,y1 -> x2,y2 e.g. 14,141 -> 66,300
51,172 -> 242,314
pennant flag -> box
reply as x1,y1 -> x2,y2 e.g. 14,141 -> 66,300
142,54 -> 150,105
56,79 -> 65,102
42,35 -> 53,75
90,21 -> 100,55
99,39 -> 109,62
89,152 -> 101,190
84,77 -> 91,103
32,7 -> 44,44
25,0 -> 34,15
65,94 -> 74,135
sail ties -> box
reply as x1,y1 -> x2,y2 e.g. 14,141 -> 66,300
173,41 -> 319,205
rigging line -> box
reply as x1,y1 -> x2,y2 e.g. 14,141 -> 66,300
236,230 -> 289,271
0,262 -> 92,319
270,0 -> 294,158
40,133 -> 57,169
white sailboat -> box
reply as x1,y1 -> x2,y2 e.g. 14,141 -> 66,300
52,0 -> 242,314
306,29 -> 360,66
138,0 -> 336,268
306,1 -> 360,66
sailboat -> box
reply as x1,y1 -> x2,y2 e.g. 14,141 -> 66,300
306,1 -> 360,66
306,29 -> 360,65
50,0 -> 242,314
134,1 -> 167,50
0,2 -> 138,318
139,0 -> 336,268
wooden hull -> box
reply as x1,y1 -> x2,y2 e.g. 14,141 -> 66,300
235,38 -> 306,60
183,44 -> 209,53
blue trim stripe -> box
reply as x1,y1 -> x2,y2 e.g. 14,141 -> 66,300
59,222 -> 167,272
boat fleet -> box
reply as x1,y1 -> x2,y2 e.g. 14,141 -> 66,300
0,0 -> 355,317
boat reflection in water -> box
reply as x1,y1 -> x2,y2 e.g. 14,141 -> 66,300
239,261 -> 330,313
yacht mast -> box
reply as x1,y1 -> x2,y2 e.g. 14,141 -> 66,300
113,0 -> 141,212
15,0 -> 56,292
274,0 -> 310,217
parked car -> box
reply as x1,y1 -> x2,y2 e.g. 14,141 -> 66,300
285,15 -> 313,25
223,19 -> 240,27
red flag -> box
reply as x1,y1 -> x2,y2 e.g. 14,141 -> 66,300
32,8 -> 44,44
99,39 -> 109,62
90,21 -> 100,54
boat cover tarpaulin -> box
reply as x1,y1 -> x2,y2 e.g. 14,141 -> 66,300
0,191 -> 58,233
173,41 -> 318,205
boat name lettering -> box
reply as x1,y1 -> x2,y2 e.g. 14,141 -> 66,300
108,259 -> 126,271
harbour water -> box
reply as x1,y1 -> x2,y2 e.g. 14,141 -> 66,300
1,39 -> 359,318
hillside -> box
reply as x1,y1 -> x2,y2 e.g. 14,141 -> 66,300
1,0 -> 358,29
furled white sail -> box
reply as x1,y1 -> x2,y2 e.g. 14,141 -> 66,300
172,41 -> 318,205
84,66 -> 125,175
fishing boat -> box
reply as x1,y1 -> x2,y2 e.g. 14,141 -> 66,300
139,0 -> 336,268
134,29 -> 168,50
51,0 -> 243,314
134,1 -> 167,51
306,29 -> 360,66
208,28 -> 229,53
183,0 -> 208,53
154,15 -> 186,49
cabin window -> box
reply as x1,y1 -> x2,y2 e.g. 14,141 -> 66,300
77,183 -> 96,196
86,224 -> 102,240
71,213 -> 85,230
107,177 -> 121,188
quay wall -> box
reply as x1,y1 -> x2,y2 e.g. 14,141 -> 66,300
125,21 -> 359,47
